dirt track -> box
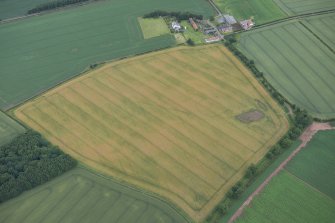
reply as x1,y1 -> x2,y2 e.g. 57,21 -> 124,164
228,122 -> 334,223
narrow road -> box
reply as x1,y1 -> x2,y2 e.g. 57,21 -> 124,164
207,0 -> 222,16
228,122 -> 334,223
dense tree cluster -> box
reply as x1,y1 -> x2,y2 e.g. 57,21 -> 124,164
0,130 -> 76,203
143,10 -> 203,21
27,0 -> 90,14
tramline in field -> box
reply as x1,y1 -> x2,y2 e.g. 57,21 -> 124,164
14,45 -> 289,221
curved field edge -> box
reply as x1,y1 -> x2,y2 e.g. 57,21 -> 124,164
14,45 -> 289,222
237,18 -> 335,120
0,166 -> 190,223
0,111 -> 25,146
0,0 -> 214,111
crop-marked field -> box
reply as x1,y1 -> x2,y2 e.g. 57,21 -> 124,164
0,167 -> 188,223
238,20 -> 335,119
15,45 -> 288,221
274,0 -> 335,15
236,130 -> 335,223
302,13 -> 335,50
0,0 -> 49,19
0,111 -> 25,146
213,0 -> 287,24
138,18 -> 170,39
0,0 -> 213,110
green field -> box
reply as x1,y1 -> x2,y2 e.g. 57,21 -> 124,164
238,19 -> 335,119
0,0 -> 49,19
0,111 -> 25,146
302,13 -> 335,50
235,130 -> 335,223
213,0 -> 287,24
138,17 -> 170,39
0,167 -> 189,223
235,171 -> 335,223
274,0 -> 335,15
286,130 -> 335,199
0,0 -> 213,110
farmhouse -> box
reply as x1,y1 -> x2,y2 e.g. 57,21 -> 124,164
240,19 -> 254,30
189,18 -> 198,31
171,21 -> 182,32
205,36 -> 221,43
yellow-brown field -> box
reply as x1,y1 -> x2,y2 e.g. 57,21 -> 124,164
15,45 -> 288,221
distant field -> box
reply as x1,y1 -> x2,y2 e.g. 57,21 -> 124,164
0,0 -> 213,110
274,0 -> 335,15
235,171 -> 335,223
236,130 -> 335,223
138,17 -> 170,39
213,0 -> 287,24
286,130 -> 335,199
0,167 -> 188,223
0,111 -> 25,146
302,13 -> 335,50
238,19 -> 335,119
0,0 -> 49,19
15,45 -> 288,221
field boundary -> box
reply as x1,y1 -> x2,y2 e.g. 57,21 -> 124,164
228,122 -> 334,223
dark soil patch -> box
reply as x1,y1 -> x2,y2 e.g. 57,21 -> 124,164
236,110 -> 265,123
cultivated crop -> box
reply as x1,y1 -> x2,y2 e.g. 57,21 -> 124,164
274,0 -> 335,15
213,0 -> 286,24
0,168 -> 188,223
236,130 -> 335,223
14,45 -> 288,221
0,0 -> 213,110
235,170 -> 335,223
238,19 -> 335,119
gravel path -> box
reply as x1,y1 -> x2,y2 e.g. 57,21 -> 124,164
228,122 -> 334,223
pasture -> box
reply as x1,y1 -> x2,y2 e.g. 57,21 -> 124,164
235,130 -> 335,223
235,170 -> 335,223
0,111 -> 25,146
138,18 -> 170,39
274,0 -> 335,15
213,0 -> 287,24
0,167 -> 189,223
0,0 -> 213,110
15,45 -> 289,221
238,19 -> 335,119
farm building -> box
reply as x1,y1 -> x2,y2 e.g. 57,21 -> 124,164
223,14 -> 237,25
240,19 -> 254,30
218,24 -> 233,33
171,21 -> 182,32
205,36 -> 222,43
189,18 -> 198,31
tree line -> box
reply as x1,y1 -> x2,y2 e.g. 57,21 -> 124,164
0,130 -> 76,203
143,10 -> 203,21
205,36 -> 313,223
28,0 -> 90,14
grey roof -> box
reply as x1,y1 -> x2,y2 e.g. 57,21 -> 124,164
223,15 -> 237,25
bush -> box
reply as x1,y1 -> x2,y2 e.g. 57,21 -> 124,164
245,164 -> 258,178
28,0 -> 90,14
143,10 -> 203,20
186,38 -> 195,46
